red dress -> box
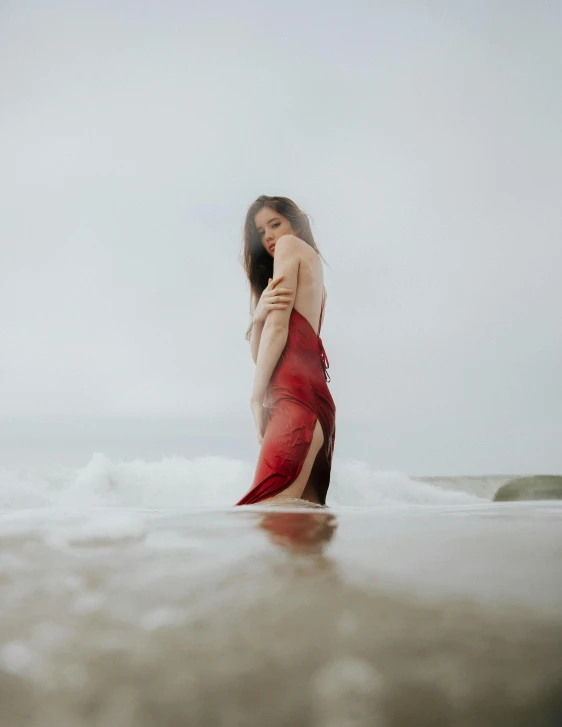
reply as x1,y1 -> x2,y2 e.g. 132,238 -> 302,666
235,287 -> 336,506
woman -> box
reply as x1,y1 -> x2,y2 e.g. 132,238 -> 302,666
234,195 -> 336,506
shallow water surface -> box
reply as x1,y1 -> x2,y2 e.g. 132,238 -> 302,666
1,501 -> 561,726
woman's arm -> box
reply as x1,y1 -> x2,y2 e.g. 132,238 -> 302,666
250,236 -> 299,403
250,317 -> 264,365
249,274 -> 294,365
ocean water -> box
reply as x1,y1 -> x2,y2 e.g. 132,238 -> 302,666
1,448 -> 561,726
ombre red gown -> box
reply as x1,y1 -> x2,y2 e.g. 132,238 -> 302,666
235,287 -> 336,506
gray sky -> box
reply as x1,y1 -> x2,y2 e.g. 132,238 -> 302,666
1,0 -> 561,474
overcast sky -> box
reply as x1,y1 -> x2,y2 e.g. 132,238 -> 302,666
1,0 -> 560,475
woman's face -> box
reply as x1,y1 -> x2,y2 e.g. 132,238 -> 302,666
254,207 -> 296,257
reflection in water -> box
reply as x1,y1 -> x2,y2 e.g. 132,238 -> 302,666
251,505 -> 341,585
256,508 -> 338,553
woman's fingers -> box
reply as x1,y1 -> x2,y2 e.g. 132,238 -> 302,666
263,279 -> 293,310
266,299 -> 292,308
267,289 -> 293,298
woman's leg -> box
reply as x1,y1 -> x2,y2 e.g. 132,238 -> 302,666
261,418 -> 324,503
301,477 -> 322,505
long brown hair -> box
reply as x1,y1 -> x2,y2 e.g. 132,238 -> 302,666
241,195 -> 329,341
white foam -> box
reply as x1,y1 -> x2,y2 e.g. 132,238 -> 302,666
0,453 -> 484,512
328,460 -> 481,506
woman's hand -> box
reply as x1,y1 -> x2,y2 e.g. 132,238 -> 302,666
250,398 -> 269,446
253,275 -> 294,325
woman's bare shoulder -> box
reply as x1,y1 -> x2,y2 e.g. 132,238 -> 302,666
276,234 -> 307,254
279,236 -> 321,279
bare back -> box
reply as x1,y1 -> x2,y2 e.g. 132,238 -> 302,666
292,238 -> 325,336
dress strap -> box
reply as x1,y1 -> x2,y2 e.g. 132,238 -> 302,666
318,338 -> 331,382
318,285 -> 326,335
318,286 -> 330,382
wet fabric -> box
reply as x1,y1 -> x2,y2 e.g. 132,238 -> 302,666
235,288 -> 336,506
